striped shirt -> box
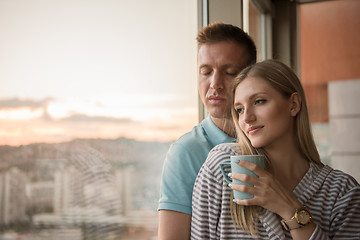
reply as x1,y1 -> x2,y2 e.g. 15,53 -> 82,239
191,143 -> 360,240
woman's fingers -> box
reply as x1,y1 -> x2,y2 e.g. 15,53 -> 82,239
231,172 -> 258,185
229,160 -> 303,218
233,197 -> 258,206
230,180 -> 256,194
236,159 -> 267,177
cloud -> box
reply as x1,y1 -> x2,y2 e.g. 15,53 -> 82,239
0,97 -> 139,125
0,97 -> 53,110
59,113 -> 136,124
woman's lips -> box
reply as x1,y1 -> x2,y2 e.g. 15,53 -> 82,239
247,126 -> 263,135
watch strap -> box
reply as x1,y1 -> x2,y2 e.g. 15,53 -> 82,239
281,206 -> 311,231
281,217 -> 302,231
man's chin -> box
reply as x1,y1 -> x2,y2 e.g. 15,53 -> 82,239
207,111 -> 232,120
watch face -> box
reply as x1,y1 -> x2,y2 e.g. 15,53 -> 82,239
296,209 -> 311,225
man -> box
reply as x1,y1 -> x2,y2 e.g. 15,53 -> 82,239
158,22 -> 257,239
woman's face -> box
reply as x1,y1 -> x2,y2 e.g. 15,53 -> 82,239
234,76 -> 296,150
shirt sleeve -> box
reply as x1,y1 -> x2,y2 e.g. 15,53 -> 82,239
158,141 -> 207,215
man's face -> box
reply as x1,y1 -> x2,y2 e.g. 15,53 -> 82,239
198,41 -> 249,121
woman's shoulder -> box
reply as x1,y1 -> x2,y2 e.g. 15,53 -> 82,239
203,143 -> 241,170
315,164 -> 360,196
210,142 -> 241,155
326,166 -> 360,189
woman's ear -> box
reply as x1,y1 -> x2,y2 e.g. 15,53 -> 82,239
289,92 -> 301,117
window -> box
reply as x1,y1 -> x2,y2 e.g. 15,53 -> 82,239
299,0 -> 360,179
243,0 -> 272,61
0,0 -> 197,239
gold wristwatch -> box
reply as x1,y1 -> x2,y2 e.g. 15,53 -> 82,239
281,206 -> 312,231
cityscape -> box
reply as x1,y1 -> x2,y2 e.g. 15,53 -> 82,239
0,138 -> 171,240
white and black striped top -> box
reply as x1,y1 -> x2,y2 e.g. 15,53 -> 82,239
191,143 -> 360,240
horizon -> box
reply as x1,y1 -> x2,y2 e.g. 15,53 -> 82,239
0,104 -> 197,146
0,135 -> 175,148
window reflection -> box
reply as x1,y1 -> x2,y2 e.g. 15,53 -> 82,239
0,0 -> 197,239
0,139 -> 171,239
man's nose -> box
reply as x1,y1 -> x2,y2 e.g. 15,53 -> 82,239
210,71 -> 224,90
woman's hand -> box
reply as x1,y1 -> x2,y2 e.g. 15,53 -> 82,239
230,159 -> 301,220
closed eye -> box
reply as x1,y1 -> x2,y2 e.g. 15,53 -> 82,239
199,66 -> 212,76
200,70 -> 211,76
224,66 -> 240,76
226,71 -> 238,76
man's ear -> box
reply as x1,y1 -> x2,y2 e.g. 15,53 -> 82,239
289,92 -> 301,117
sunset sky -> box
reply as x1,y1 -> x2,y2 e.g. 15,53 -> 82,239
0,0 -> 198,146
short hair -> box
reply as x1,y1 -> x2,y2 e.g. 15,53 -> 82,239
196,22 -> 257,65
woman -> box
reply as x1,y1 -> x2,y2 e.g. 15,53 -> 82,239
191,59 -> 360,239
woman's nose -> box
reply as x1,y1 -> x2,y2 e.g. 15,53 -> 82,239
243,108 -> 256,124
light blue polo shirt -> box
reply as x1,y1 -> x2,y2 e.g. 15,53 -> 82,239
158,115 -> 236,215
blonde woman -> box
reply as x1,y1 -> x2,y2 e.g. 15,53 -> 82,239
191,59 -> 360,239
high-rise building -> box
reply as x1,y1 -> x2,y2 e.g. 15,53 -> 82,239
0,167 -> 28,225
53,166 -> 84,214
114,165 -> 137,215
26,181 -> 55,214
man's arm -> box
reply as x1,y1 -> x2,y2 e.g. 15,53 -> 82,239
158,210 -> 191,240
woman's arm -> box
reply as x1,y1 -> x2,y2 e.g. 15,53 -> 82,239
231,160 -> 360,239
191,144 -> 237,239
191,163 -> 223,239
231,160 -> 316,240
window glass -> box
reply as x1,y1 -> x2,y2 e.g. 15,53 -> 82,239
245,0 -> 270,62
0,0 -> 197,239
300,0 -> 360,182
248,0 -> 263,61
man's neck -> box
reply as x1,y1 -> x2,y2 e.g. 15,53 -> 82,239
210,116 -> 236,138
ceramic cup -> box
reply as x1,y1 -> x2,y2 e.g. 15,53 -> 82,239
219,155 -> 265,199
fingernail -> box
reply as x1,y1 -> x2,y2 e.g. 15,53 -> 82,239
227,173 -> 232,178
228,183 -> 232,188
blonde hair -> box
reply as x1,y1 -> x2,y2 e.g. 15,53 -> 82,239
230,59 -> 323,236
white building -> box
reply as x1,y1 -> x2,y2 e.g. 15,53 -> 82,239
53,166 -> 84,214
26,181 -> 55,213
0,167 -> 28,225
114,165 -> 136,215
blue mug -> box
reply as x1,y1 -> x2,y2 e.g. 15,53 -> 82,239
219,155 -> 264,199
